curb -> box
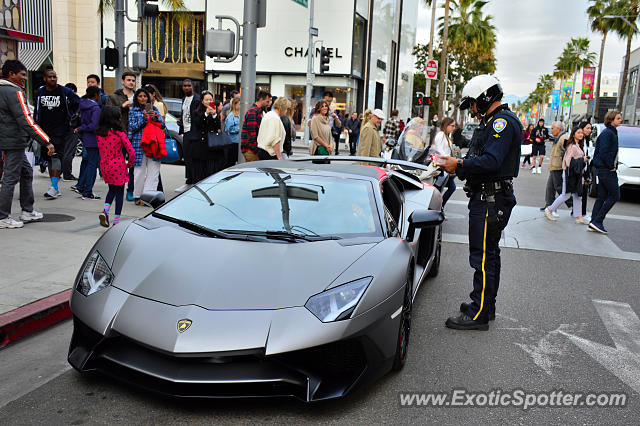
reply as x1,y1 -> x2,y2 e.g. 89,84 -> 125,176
0,289 -> 72,348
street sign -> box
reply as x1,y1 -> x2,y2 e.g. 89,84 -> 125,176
426,59 -> 438,80
292,0 -> 308,6
310,27 -> 318,36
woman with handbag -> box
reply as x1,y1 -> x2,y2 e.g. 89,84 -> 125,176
257,97 -> 291,160
545,127 -> 588,223
128,88 -> 165,206
191,91 -> 223,182
428,117 -> 458,207
522,123 -> 533,168
309,100 -> 333,156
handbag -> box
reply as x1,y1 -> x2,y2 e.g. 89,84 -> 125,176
521,144 -> 532,156
315,145 -> 329,155
161,130 -> 180,164
207,131 -> 233,150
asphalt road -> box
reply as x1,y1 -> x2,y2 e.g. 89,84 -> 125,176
1,151 -> 638,424
1,242 -> 639,424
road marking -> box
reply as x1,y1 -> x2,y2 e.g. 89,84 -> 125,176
558,300 -> 640,393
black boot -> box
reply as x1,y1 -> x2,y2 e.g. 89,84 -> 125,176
445,313 -> 489,331
460,302 -> 495,321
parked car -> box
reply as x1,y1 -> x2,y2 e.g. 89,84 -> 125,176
67,157 -> 446,401
587,124 -> 640,197
461,123 -> 478,141
163,112 -> 183,161
164,97 -> 182,119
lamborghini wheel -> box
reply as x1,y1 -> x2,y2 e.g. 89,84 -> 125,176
426,227 -> 441,278
392,264 -> 413,371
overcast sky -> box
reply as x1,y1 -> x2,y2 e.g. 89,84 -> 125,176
416,0 -> 640,98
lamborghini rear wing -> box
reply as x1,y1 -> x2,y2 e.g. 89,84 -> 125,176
289,155 -> 434,173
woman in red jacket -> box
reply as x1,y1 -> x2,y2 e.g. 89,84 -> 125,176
521,123 -> 533,168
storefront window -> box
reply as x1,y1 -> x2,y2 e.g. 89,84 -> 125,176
352,14 -> 366,78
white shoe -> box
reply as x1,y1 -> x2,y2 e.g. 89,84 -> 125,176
20,210 -> 43,222
531,167 -> 536,174
552,210 -> 559,218
174,184 -> 190,193
44,186 -> 60,199
576,216 -> 590,225
537,167 -> 542,174
544,207 -> 557,221
0,217 -> 24,228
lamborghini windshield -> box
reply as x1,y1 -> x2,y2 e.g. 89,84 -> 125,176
156,169 -> 383,238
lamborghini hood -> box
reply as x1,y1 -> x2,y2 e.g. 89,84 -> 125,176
109,222 -> 377,310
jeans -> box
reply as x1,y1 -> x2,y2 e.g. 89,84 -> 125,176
63,132 -> 78,178
0,149 -> 34,219
549,171 -> 581,217
591,169 -> 620,226
77,147 -> 99,196
545,170 -> 572,208
133,156 -> 161,199
442,176 -> 456,207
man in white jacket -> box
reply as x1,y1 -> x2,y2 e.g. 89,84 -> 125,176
257,97 -> 291,160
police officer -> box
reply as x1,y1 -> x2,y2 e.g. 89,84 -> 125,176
437,75 -> 522,331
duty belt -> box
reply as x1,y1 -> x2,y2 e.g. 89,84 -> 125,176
463,179 -> 513,197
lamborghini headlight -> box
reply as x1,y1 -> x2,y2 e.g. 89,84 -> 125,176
76,251 -> 114,296
305,277 -> 372,322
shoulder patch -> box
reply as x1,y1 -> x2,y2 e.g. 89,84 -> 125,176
493,118 -> 507,133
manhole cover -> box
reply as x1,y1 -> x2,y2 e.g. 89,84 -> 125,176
40,213 -> 75,223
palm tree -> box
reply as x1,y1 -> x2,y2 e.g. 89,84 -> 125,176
442,0 -> 496,118
563,38 -> 597,127
553,48 -> 573,121
587,0 -> 618,121
611,0 -> 640,111
438,0 -> 451,116
537,74 -> 554,120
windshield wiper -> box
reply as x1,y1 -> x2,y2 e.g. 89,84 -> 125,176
220,229 -> 342,242
151,212 -> 255,241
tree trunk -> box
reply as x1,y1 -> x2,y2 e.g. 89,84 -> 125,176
437,0 -> 451,117
617,34 -> 633,112
594,31 -> 607,122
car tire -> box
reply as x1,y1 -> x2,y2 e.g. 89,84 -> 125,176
392,264 -> 413,371
426,226 -> 442,278
588,166 -> 598,198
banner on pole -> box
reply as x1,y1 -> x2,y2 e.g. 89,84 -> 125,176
561,81 -> 573,107
551,89 -> 560,111
581,67 -> 596,100
292,0 -> 308,6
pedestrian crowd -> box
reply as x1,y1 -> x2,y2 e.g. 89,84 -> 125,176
0,60 -> 404,230
521,111 -> 621,234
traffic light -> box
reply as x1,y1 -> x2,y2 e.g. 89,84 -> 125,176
425,96 -> 433,106
139,0 -> 159,18
415,95 -> 424,107
319,47 -> 330,75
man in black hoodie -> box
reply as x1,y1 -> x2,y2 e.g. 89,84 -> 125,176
530,118 -> 549,174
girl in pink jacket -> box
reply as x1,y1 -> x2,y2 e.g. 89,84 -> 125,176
545,127 -> 588,224
96,106 -> 135,227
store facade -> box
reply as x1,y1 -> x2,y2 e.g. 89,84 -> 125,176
102,0 -> 417,125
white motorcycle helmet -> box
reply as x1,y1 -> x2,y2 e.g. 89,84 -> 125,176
459,74 -> 503,116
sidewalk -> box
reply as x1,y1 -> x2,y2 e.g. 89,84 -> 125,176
0,160 -> 187,347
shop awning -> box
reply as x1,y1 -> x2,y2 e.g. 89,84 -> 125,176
17,0 -> 51,71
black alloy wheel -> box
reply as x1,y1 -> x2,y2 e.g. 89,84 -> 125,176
426,226 -> 442,278
393,264 -> 414,371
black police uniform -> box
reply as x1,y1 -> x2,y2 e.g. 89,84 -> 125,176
452,103 -> 522,326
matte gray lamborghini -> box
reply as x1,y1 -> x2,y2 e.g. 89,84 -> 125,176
68,157 -> 446,401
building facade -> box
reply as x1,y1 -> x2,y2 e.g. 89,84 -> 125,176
619,46 -> 640,125
102,0 -> 418,128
